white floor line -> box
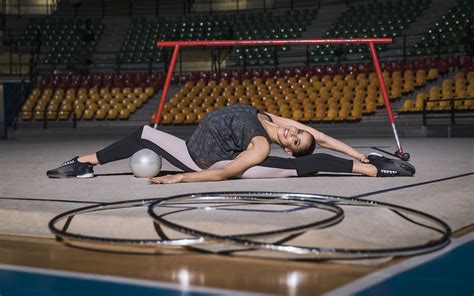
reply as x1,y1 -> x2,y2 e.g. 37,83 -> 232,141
0,263 -> 261,296
325,232 -> 474,296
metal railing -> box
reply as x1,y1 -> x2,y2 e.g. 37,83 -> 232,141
422,98 -> 474,125
1,30 -> 470,77
188,0 -> 386,15
0,0 -> 59,23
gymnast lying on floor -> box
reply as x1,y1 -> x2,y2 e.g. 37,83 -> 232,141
46,104 -> 415,183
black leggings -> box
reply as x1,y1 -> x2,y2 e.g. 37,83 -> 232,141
96,126 -> 353,178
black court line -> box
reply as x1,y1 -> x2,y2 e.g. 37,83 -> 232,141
351,172 -> 474,199
0,196 -> 104,205
1,172 -> 472,206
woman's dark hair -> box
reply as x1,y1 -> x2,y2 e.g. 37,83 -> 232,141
293,135 -> 316,157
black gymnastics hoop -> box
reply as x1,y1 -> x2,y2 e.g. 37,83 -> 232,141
148,192 -> 452,260
151,193 -> 344,239
48,199 -> 204,249
48,195 -> 343,251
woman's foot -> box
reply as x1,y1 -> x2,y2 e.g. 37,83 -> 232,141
368,153 -> 416,177
46,157 -> 95,179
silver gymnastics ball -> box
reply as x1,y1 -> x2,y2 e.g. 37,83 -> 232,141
130,148 -> 162,178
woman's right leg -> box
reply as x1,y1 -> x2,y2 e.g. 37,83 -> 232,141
47,125 -> 201,178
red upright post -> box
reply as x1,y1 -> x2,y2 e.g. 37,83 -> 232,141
368,42 -> 406,159
153,44 -> 180,128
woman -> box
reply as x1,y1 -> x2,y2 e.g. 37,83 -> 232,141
46,104 -> 415,183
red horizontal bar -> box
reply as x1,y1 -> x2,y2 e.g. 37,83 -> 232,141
156,38 -> 393,48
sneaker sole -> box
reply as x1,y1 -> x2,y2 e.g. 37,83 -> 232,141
368,153 -> 416,177
47,173 -> 94,179
77,173 -> 94,178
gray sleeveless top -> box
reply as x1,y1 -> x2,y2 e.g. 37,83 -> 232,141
186,104 -> 272,169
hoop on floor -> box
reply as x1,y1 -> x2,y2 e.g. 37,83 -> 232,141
48,195 -> 343,253
48,199 -> 204,253
148,192 -> 452,260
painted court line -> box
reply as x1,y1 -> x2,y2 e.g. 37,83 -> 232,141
1,172 -> 472,206
0,263 -> 260,296
351,172 -> 474,199
325,232 -> 474,296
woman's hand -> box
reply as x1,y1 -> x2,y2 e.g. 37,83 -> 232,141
356,152 -> 369,163
149,174 -> 184,184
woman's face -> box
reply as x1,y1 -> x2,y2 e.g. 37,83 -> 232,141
277,126 -> 313,155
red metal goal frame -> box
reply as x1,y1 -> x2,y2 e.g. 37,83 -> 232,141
155,38 -> 408,159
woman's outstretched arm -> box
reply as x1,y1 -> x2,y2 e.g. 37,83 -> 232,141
149,136 -> 271,184
265,112 -> 369,163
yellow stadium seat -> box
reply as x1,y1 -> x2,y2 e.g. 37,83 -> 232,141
99,87 -> 109,96
102,93 -> 112,101
159,113 -> 171,124
403,79 -> 414,93
115,93 -> 124,101
58,110 -> 70,120
145,87 -> 154,96
368,72 -> 377,81
133,98 -> 143,108
390,84 -> 402,99
453,97 -> 464,109
429,86 -> 441,100
365,101 -> 377,113
324,108 -> 337,121
74,108 -> 83,120
126,103 -> 137,113
392,71 -> 402,80
122,87 -> 132,95
466,71 -> 474,82
95,109 -> 106,120
46,110 -> 57,120
100,103 -> 110,113
184,113 -> 196,124
21,111 -> 33,120
437,99 -> 452,111
173,113 -> 185,124
463,99 -> 473,109
34,110 -> 45,120
107,109 -> 119,120
292,110 -> 303,121
442,87 -> 453,100
133,87 -> 143,96
442,79 -> 453,91
196,112 -> 206,123
349,105 -> 362,120
82,108 -> 94,120
413,93 -> 426,111
415,70 -> 427,87
313,107 -> 325,121
376,92 -> 385,107
336,107 -> 349,121
454,72 -> 465,80
119,109 -> 130,120
468,85 -> 474,99
399,100 -> 414,112
301,110 -> 312,122
427,69 -> 439,80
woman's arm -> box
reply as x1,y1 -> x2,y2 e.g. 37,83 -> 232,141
265,113 -> 368,162
149,136 -> 271,184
